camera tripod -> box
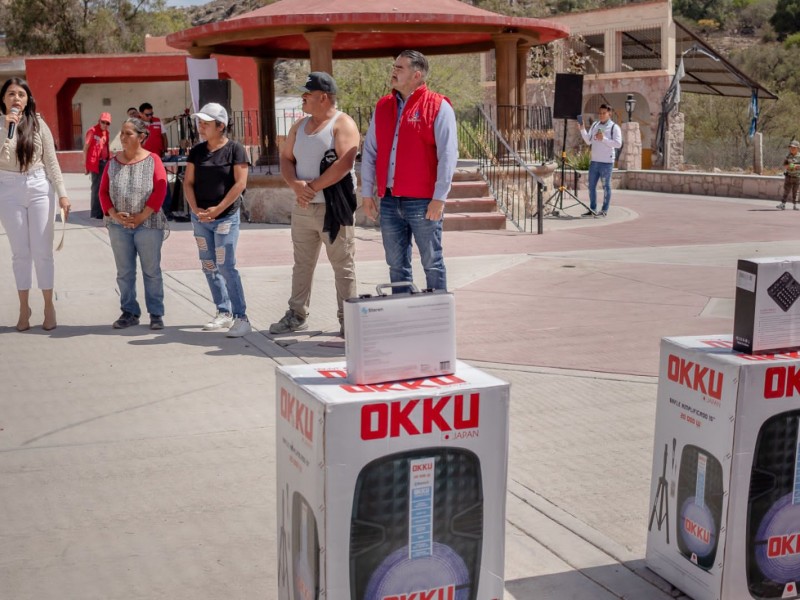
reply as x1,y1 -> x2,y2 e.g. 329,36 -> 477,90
648,443 -> 670,543
544,118 -> 594,217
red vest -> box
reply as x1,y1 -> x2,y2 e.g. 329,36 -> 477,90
142,117 -> 165,156
375,85 -> 449,199
84,123 -> 109,173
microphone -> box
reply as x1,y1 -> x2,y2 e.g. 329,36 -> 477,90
7,107 -> 19,140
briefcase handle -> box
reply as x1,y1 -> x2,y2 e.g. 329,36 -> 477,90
376,282 -> 420,296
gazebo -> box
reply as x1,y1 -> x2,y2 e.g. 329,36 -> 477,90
166,0 -> 569,162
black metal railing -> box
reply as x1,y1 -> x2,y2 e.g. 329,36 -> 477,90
482,104 -> 555,164
459,105 -> 549,233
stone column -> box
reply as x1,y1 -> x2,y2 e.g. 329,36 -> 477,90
516,43 -> 531,106
619,122 -> 642,170
304,31 -> 336,74
255,58 -> 279,165
754,131 -> 763,175
493,33 -> 519,159
664,111 -> 685,170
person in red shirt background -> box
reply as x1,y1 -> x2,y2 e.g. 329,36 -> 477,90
84,112 -> 111,219
140,102 -> 180,217
139,102 -> 167,157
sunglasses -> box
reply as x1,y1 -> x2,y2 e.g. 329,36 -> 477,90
100,121 -> 110,125
143,112 -> 154,117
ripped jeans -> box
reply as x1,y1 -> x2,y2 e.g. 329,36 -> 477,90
191,210 -> 247,318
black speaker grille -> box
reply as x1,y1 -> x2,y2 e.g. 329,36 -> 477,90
747,410 -> 800,599
349,447 -> 483,600
676,445 -> 724,570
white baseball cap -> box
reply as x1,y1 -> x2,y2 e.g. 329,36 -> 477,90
192,103 -> 228,124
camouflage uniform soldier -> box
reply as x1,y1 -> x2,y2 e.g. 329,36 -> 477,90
778,140 -> 800,210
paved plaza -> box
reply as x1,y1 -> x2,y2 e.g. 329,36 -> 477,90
0,171 -> 795,599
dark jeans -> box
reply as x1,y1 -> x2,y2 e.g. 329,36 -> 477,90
379,195 -> 446,292
90,159 -> 107,219
588,161 -> 613,213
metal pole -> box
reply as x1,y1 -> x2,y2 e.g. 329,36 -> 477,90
537,182 -> 543,234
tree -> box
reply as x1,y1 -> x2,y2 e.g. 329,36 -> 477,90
332,54 -> 484,112
731,42 -> 800,93
770,0 -> 800,37
4,0 -> 86,54
673,0 -> 733,24
1,0 -> 189,55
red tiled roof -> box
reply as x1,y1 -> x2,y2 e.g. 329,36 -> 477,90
167,0 -> 568,56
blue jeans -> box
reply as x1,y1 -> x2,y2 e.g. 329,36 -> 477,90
107,223 -> 164,317
192,210 -> 247,318
379,195 -> 446,292
588,161 -> 613,212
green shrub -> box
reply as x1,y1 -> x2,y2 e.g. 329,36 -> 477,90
567,148 -> 592,170
784,32 -> 800,47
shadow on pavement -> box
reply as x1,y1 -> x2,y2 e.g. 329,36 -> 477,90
505,560 -> 681,600
23,324 -> 269,357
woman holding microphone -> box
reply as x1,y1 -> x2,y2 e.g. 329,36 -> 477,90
0,77 -> 71,331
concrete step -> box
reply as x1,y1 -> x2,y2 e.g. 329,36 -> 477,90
446,198 -> 498,213
449,180 -> 490,199
443,212 -> 507,231
452,168 -> 483,182
449,169 -> 508,231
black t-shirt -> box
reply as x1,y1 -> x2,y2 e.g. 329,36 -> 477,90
187,140 -> 249,218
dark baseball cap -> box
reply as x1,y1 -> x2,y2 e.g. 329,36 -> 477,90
299,72 -> 338,94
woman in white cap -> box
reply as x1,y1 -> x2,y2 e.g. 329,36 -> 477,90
0,77 -> 71,331
183,102 -> 251,337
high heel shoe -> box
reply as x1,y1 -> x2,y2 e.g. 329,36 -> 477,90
43,306 -> 57,331
16,307 -> 32,332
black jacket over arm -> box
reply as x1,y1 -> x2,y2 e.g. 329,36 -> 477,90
319,148 -> 357,243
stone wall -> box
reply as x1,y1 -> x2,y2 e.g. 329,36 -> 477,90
556,168 -> 783,200
243,173 -> 294,224
244,171 -> 372,226
243,167 -> 784,226
622,170 -> 782,200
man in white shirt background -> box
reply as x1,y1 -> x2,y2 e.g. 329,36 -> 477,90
578,103 -> 623,217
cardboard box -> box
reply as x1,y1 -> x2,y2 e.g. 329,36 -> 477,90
343,290 -> 456,385
734,257 -> 800,354
276,360 -> 510,600
646,335 -> 800,600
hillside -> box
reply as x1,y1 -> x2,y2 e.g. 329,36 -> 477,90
185,0 -> 268,25
181,0 -> 764,60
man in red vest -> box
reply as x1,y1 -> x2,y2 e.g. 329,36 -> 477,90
139,102 -> 168,157
83,112 -> 111,219
361,49 -> 458,292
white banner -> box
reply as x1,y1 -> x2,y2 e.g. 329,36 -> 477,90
186,58 -> 219,112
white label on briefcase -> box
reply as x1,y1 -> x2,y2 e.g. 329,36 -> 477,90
344,292 -> 456,385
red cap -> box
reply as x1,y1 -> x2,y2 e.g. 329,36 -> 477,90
99,112 -> 112,123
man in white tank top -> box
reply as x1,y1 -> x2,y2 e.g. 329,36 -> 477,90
271,72 -> 361,337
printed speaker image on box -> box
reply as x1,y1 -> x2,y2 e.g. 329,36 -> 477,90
349,448 -> 482,600
733,257 -> 800,354
275,361 -> 510,599
747,411 -> 800,600
677,446 -> 724,570
293,493 -> 320,600
648,335 -> 800,600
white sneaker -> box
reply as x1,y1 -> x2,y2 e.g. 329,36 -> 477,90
203,311 -> 234,331
226,317 -> 252,338
777,202 -> 786,210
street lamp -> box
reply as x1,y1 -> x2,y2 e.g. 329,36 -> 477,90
625,93 -> 636,122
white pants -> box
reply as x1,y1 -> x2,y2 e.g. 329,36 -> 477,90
0,169 -> 55,290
